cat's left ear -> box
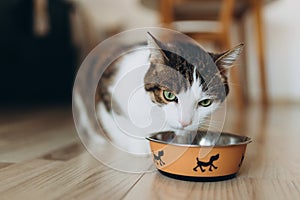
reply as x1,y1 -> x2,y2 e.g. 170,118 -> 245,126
209,44 -> 244,73
147,32 -> 169,63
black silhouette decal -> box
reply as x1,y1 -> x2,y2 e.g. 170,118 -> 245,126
193,154 -> 220,172
153,150 -> 165,166
238,155 -> 245,167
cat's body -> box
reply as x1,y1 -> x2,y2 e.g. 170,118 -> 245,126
96,47 -> 159,153
74,33 -> 243,154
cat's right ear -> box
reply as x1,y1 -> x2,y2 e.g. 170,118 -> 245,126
147,32 -> 169,63
209,44 -> 244,74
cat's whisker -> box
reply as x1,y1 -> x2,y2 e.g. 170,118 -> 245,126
200,122 -> 224,129
208,120 -> 224,125
226,81 -> 242,87
205,87 -> 227,94
199,121 -> 224,129
201,125 -> 224,130
201,122 -> 223,128
211,122 -> 224,126
202,116 -> 225,122
198,126 -> 222,131
202,121 -> 224,125
203,69 -> 242,93
199,123 -> 221,128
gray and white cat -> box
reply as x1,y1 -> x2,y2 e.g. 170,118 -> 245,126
74,32 -> 243,154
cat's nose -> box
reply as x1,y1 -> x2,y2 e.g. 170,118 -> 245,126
179,120 -> 192,128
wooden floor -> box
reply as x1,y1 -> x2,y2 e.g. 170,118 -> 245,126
1,104 -> 300,199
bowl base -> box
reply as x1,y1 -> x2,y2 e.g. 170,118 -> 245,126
158,170 -> 237,182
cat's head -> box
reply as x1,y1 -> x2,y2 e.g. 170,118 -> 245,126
144,32 -> 243,131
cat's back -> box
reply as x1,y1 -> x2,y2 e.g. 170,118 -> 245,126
96,44 -> 151,114
110,45 -> 151,89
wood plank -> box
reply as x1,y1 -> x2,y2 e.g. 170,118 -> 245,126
0,159 -> 63,193
0,124 -> 79,162
0,106 -> 78,163
0,153 -> 143,200
0,163 -> 13,169
41,142 -> 85,161
58,166 -> 144,200
124,172 -> 300,199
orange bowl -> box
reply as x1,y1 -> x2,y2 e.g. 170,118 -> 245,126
146,131 -> 251,182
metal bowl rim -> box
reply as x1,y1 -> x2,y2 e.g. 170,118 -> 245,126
146,131 -> 252,147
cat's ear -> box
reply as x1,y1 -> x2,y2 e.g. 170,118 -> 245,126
147,32 -> 169,63
209,44 -> 244,73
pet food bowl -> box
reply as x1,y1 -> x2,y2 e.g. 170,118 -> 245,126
146,131 -> 251,182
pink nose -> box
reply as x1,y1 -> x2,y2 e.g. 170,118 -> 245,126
180,120 -> 192,128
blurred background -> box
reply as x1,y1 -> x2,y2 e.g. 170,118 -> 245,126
1,0 -> 300,107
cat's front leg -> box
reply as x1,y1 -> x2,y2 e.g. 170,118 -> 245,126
74,91 -> 105,144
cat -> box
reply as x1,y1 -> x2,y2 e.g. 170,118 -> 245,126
74,32 -> 243,155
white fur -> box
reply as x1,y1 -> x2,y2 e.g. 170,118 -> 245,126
159,68 -> 220,134
76,48 -> 220,154
74,91 -> 105,144
97,48 -> 159,154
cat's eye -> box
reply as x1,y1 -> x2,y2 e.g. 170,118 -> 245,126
163,90 -> 177,102
199,99 -> 213,107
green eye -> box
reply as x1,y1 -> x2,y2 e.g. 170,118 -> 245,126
163,90 -> 177,101
199,99 -> 213,107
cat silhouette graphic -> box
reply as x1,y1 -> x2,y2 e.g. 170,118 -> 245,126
193,154 -> 220,172
153,150 -> 165,166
